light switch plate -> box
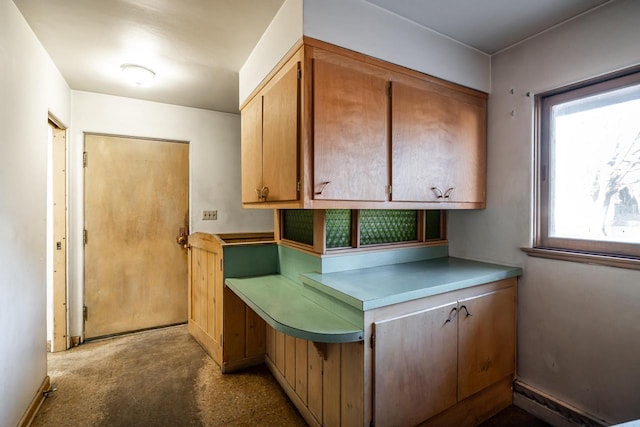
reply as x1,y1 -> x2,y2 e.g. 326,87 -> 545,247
202,210 -> 217,220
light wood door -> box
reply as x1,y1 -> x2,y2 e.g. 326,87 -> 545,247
262,60 -> 300,202
313,55 -> 389,201
391,80 -> 486,203
241,95 -> 263,203
457,285 -> 516,401
84,135 -> 189,339
373,302 -> 458,427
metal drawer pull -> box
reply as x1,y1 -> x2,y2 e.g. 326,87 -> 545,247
460,305 -> 472,317
444,307 -> 458,324
316,181 -> 332,195
444,187 -> 455,199
431,187 -> 444,198
256,186 -> 269,201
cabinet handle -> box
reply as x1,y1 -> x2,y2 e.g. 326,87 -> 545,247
460,305 -> 472,317
315,181 -> 332,195
444,187 -> 455,199
256,186 -> 269,202
444,307 -> 458,324
431,187 -> 444,199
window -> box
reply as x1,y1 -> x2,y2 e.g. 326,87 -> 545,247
536,68 -> 640,259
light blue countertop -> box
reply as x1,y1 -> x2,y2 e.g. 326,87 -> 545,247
302,257 -> 522,310
225,274 -> 364,343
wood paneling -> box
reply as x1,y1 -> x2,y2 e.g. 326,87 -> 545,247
241,95 -> 263,203
295,338 -> 308,403
391,80 -> 486,204
323,343 -> 341,427
374,302 -> 458,427
313,55 -> 389,202
458,285 -> 516,401
307,341 -> 324,423
84,135 -> 188,339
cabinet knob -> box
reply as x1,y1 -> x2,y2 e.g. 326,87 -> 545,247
460,305 -> 472,317
256,186 -> 269,202
431,187 -> 444,199
315,181 -> 332,195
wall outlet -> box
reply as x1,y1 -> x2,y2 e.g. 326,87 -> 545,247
202,210 -> 217,220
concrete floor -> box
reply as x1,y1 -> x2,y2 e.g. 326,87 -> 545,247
32,325 -> 548,426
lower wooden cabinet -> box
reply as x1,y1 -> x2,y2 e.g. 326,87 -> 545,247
372,281 -> 516,427
262,277 -> 516,427
187,232 -> 273,372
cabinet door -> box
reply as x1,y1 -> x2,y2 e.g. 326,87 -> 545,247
313,56 -> 389,201
457,285 -> 516,401
262,61 -> 300,202
373,302 -> 458,427
391,80 -> 486,203
240,94 -> 263,203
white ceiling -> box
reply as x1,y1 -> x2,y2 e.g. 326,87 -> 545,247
14,0 -> 613,113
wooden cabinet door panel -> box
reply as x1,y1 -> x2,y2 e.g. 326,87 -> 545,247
313,58 -> 389,201
241,95 -> 263,203
373,302 -> 458,427
458,285 -> 516,401
262,62 -> 300,202
391,81 -> 486,203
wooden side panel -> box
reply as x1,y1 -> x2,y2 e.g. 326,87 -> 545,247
295,338 -> 308,403
458,285 -> 516,401
262,61 -> 300,202
223,288 -> 246,363
266,324 -> 276,363
241,95 -> 263,203
245,308 -> 266,357
285,334 -> 297,388
391,80 -> 486,204
313,55 -> 389,201
374,302 -> 458,427
206,251 -> 215,335
323,343 -> 342,427
214,253 -> 223,351
341,342 -> 364,427
307,341 -> 324,424
275,331 -> 286,374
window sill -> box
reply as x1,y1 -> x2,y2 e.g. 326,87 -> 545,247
522,247 -> 640,271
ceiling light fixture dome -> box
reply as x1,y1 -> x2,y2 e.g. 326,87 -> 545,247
120,63 -> 156,87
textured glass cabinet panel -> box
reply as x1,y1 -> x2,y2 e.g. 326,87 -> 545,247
326,209 -> 352,248
282,209 -> 314,246
360,210 -> 418,245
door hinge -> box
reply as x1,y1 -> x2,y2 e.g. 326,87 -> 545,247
220,258 -> 223,271
370,332 -> 376,349
83,305 -> 88,321
83,152 -> 88,168
297,68 -> 302,80
387,84 -> 392,98
83,229 -> 88,245
297,181 -> 301,192
385,185 -> 392,195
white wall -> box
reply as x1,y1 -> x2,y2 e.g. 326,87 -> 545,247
0,1 -> 71,425
239,0 -> 303,104
448,0 -> 640,423
303,0 -> 490,93
239,0 -> 490,106
69,91 -> 273,339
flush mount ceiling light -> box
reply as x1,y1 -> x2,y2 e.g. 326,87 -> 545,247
120,64 -> 156,87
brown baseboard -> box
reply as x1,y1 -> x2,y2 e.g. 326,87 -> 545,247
18,376 -> 50,427
513,381 -> 607,427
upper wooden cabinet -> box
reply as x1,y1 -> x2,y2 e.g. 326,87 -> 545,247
391,80 -> 486,204
241,55 -> 301,205
313,52 -> 389,202
240,38 -> 487,209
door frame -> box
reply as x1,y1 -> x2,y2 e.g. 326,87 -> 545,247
48,115 -> 68,352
